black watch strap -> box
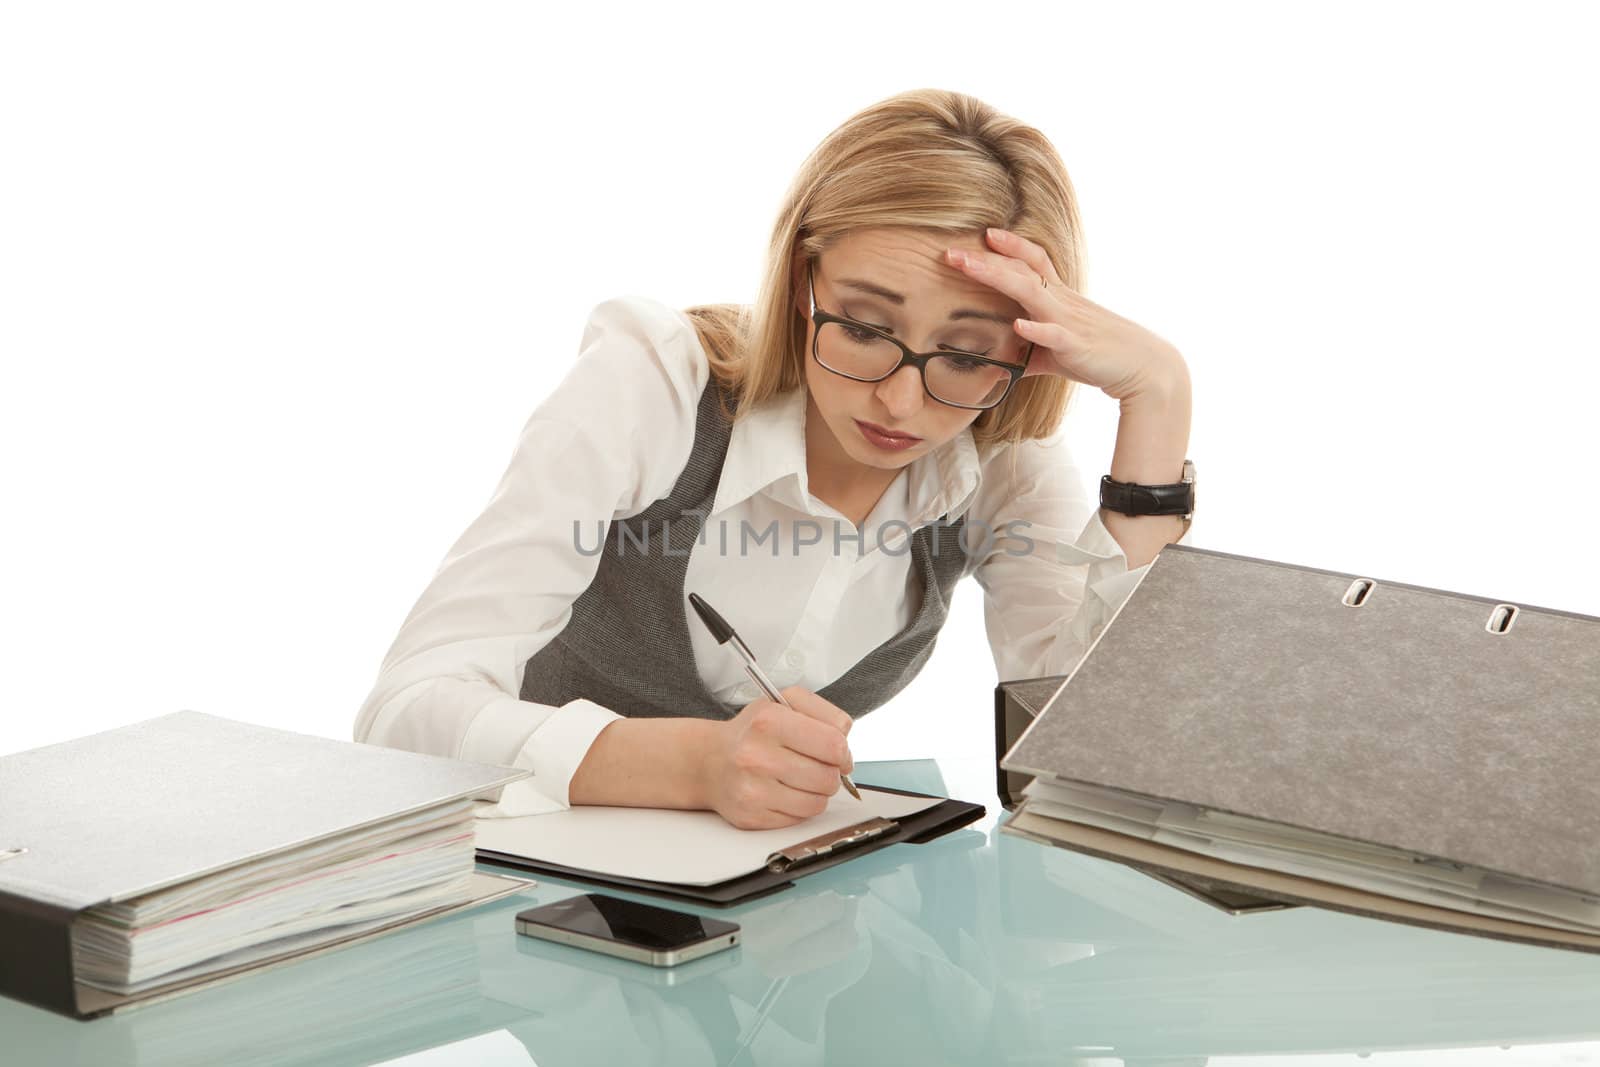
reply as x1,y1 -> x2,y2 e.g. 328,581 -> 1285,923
1100,458 -> 1196,519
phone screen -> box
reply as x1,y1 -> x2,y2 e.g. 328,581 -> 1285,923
518,893 -> 739,949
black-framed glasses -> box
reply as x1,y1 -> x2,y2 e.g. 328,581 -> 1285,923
807,265 -> 1032,410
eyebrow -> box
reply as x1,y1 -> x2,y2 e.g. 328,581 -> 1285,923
836,277 -> 1014,328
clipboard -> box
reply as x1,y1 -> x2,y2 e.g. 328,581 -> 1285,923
477,785 -> 984,908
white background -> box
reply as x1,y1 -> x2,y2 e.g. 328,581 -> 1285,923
3,1 -> 1596,770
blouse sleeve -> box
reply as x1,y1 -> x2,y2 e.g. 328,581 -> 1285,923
970,433 -> 1195,684
352,295 -> 708,814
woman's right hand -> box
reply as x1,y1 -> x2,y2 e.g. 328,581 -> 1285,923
700,685 -> 855,830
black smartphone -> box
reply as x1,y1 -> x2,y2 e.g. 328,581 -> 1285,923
515,893 -> 741,967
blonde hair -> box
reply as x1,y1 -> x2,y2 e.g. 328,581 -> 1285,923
683,88 -> 1086,459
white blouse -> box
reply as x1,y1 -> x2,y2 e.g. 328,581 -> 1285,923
353,294 -> 1194,815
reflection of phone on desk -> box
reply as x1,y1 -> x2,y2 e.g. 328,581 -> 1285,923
516,893 -> 741,967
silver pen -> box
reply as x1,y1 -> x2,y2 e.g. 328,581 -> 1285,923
687,591 -> 862,801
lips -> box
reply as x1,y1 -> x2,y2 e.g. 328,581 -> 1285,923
856,419 -> 922,442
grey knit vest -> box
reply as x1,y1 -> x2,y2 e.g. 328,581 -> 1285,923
519,372 -> 973,721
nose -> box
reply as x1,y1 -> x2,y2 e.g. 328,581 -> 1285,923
874,364 -> 927,420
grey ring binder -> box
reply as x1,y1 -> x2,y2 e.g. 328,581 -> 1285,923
999,543 -> 1600,952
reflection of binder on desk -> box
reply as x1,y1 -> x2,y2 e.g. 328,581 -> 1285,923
476,785 -> 983,907
0,712 -> 533,1019
1000,543 -> 1600,953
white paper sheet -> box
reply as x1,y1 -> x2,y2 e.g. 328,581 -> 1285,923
473,787 -> 942,886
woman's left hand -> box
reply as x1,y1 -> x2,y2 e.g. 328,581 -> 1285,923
948,227 -> 1184,403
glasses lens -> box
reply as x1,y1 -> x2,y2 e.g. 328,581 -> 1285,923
816,321 -> 1025,408
815,320 -> 903,379
927,353 -> 1020,407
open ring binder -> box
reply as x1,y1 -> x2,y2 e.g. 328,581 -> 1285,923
998,542 -> 1600,952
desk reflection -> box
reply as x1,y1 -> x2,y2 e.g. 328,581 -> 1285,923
4,898 -> 524,1067
488,802 -> 1600,1065
6,758 -> 1600,1067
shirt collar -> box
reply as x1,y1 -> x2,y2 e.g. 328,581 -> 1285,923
709,386 -> 984,527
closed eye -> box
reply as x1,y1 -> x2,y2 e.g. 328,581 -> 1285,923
843,316 -> 992,357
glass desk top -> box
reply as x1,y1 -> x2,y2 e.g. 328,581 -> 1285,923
8,757 -> 1600,1066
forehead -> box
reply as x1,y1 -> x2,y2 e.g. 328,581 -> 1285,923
822,227 -> 1022,319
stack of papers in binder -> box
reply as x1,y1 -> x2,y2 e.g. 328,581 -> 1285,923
0,711 -> 531,1018
70,799 -> 478,996
1000,544 -> 1600,953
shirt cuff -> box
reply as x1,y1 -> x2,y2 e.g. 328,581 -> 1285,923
473,697 -> 623,818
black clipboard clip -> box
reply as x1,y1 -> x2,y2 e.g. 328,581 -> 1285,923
766,817 -> 898,873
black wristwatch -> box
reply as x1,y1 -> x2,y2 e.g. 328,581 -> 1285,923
1100,459 -> 1196,528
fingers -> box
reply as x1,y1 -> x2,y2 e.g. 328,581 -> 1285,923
780,686 -> 853,736
735,700 -> 850,781
767,778 -> 833,821
785,719 -> 852,778
744,702 -> 852,779
722,764 -> 832,829
946,229 -> 1071,323
722,796 -> 815,831
773,744 -> 843,798
983,227 -> 1063,289
717,689 -> 857,830
774,698 -> 853,776
948,245 -> 1047,314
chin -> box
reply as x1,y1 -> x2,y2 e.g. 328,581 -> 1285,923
854,449 -> 913,468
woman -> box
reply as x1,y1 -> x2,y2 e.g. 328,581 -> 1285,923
353,89 -> 1195,830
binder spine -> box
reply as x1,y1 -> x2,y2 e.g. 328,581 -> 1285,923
993,683 -> 1010,807
0,888 -> 81,1018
